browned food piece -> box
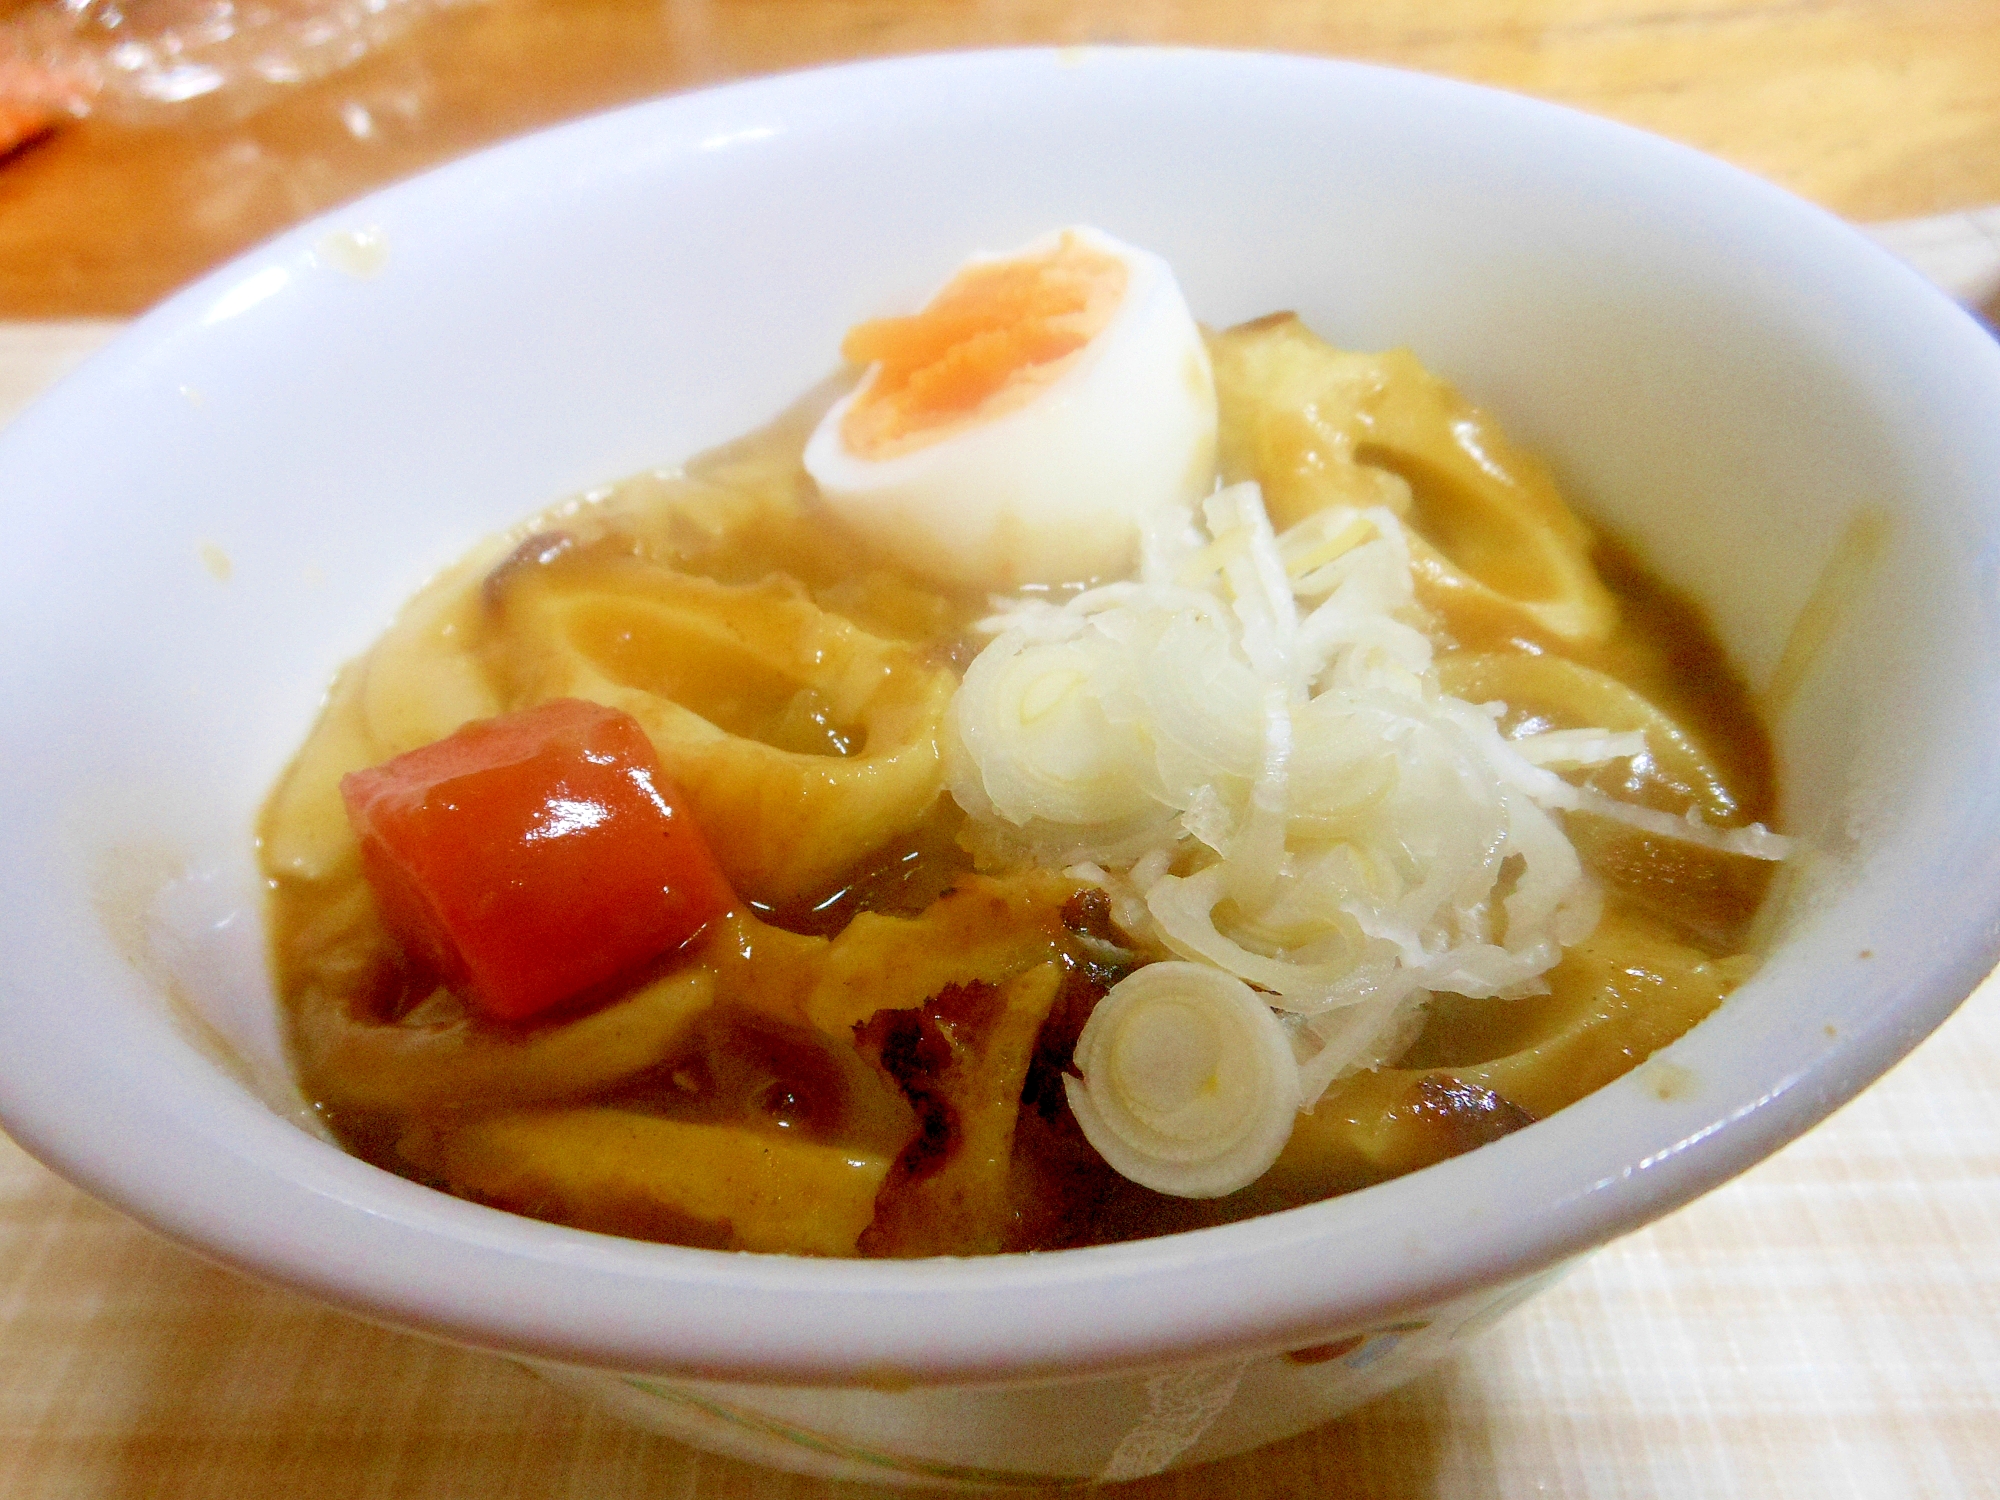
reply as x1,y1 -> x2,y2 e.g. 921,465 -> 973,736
1563,818 -> 1776,953
597,1000 -> 921,1162
804,871 -> 1080,1035
856,963 -> 1064,1257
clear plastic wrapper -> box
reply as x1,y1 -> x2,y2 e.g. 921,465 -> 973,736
0,0 -> 474,147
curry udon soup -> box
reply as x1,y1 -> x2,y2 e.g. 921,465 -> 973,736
261,233 -> 1784,1257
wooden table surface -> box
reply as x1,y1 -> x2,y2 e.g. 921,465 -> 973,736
3,2 -> 1999,1496
6,0 -> 2000,318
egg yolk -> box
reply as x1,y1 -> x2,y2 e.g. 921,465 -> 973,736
838,232 -> 1129,460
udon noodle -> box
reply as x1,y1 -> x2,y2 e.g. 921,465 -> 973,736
261,301 -> 1779,1257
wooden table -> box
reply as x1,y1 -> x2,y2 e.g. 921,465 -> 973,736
3,3 -> 1998,1495
6,0 -> 2000,318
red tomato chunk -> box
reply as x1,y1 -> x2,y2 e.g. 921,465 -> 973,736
339,698 -> 733,1021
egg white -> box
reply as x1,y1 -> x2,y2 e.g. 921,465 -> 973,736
803,228 -> 1218,590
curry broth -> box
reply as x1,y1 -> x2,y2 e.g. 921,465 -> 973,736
264,329 -> 1777,1257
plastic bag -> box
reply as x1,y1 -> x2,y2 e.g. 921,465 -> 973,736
0,0 -> 476,149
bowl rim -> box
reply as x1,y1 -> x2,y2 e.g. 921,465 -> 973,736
5,44 -> 2000,1385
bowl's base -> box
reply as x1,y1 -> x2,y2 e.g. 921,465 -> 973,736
526,1260 -> 1574,1487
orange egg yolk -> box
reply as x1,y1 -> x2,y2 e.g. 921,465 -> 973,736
837,232 -> 1128,460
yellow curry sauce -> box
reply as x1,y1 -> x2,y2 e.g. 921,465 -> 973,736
260,317 -> 1774,1257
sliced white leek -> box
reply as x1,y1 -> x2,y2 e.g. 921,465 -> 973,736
951,631 -> 1159,829
1064,961 -> 1302,1198
951,485 -> 1788,1124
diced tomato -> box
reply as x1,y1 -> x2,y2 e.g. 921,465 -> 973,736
340,698 -> 732,1021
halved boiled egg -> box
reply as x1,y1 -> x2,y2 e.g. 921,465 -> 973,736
803,227 -> 1218,590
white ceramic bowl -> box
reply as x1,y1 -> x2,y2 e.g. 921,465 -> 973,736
4,49 -> 2000,1487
